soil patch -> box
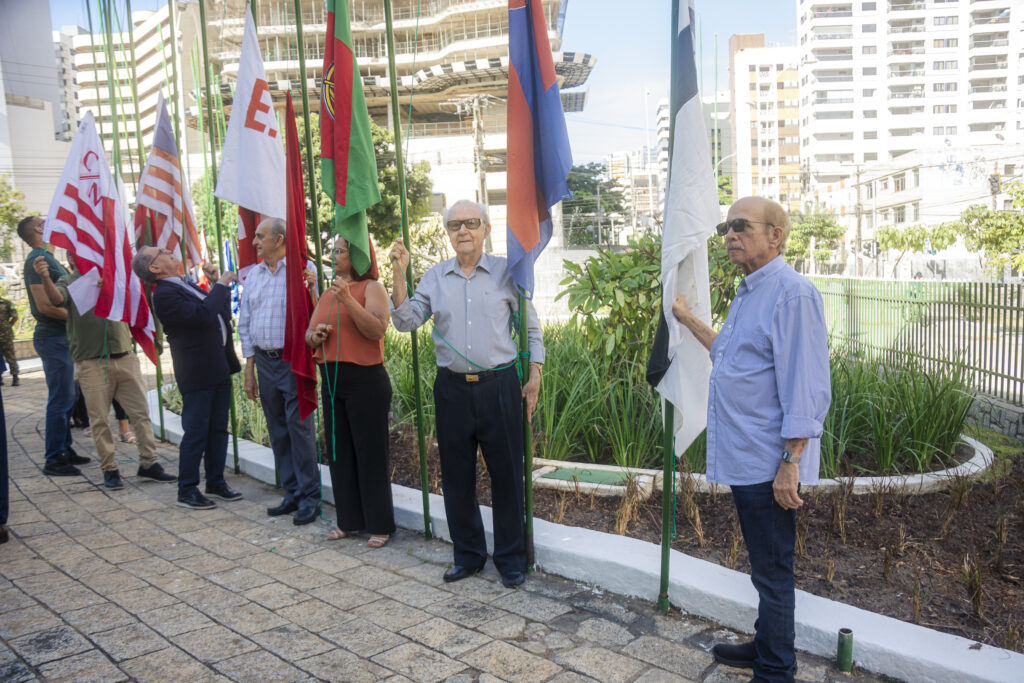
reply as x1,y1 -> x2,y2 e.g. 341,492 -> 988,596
388,428 -> 1024,653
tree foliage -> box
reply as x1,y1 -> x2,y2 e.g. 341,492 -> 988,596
875,223 -> 958,277
0,175 -> 26,261
940,181 -> 1024,274
563,162 -> 625,245
717,174 -> 733,205
785,208 -> 845,267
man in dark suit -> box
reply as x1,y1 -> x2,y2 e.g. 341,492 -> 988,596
133,247 -> 243,510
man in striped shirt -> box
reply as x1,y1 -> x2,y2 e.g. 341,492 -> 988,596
239,218 -> 321,525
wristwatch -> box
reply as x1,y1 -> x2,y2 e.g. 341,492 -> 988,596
781,449 -> 801,465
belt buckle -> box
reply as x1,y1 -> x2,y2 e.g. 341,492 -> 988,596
465,373 -> 479,383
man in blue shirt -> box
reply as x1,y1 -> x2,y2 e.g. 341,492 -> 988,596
673,196 -> 830,683
389,199 -> 543,588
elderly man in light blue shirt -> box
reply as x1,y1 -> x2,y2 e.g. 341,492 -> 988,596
390,199 -> 543,588
673,196 -> 830,683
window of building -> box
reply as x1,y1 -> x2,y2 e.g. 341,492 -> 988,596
750,83 -> 757,90
863,67 -> 877,76
933,104 -> 957,113
1005,164 -> 1016,177
934,16 -> 958,25
749,65 -> 756,72
933,60 -> 958,70
863,24 -> 876,32
913,169 -> 920,187
1004,199 -> 1014,210
864,110 -> 877,118
880,178 -> 889,190
863,45 -> 877,54
862,2 -> 876,9
933,38 -> 958,48
913,203 -> 920,221
893,206 -> 906,224
894,174 -> 906,192
933,82 -> 957,92
864,130 -> 878,139
863,88 -> 876,96
865,152 -> 878,161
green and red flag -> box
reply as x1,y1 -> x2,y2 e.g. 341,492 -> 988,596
321,0 -> 380,276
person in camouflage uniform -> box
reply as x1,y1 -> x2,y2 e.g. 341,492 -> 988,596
0,296 -> 19,386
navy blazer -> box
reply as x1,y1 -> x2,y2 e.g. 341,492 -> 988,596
152,280 -> 240,394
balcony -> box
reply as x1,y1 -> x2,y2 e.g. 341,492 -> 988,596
813,32 -> 854,41
888,68 -> 925,78
970,56 -> 1008,71
813,10 -> 853,18
889,1 -> 925,10
969,78 -> 1007,93
888,21 -> 925,34
970,34 -> 1009,49
888,46 -> 925,56
815,97 -> 855,104
889,105 -> 924,115
888,87 -> 924,99
972,99 -> 1007,109
889,127 -> 925,137
970,12 -> 1010,26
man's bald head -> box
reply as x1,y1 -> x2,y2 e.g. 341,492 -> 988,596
729,196 -> 791,253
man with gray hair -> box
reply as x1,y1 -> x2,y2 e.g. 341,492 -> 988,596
672,196 -> 830,682
389,199 -> 543,588
136,247 -> 242,509
238,218 -> 321,525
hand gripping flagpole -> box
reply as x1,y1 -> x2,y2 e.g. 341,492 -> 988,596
198,0 -> 241,474
384,0 -> 432,539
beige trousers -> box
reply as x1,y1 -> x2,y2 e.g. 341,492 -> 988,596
77,354 -> 157,472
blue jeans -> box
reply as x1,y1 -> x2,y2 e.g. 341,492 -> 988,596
34,336 -> 75,464
731,480 -> 797,682
178,378 -> 231,496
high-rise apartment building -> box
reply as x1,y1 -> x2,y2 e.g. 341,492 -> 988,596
206,0 -> 593,254
797,0 -> 1023,199
53,28 -> 81,141
732,46 -> 801,211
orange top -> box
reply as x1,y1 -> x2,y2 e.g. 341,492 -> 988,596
309,280 -> 385,366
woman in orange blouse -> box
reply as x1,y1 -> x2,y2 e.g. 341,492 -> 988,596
306,237 -> 394,547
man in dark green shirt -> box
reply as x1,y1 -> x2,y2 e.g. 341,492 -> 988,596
33,258 -> 177,491
18,216 -> 89,476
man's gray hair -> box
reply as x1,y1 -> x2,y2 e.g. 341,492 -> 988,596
259,217 -> 287,240
443,200 -> 489,225
132,249 -> 158,283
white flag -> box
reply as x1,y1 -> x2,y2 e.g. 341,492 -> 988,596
654,0 -> 719,454
44,112 -> 157,363
215,3 -> 285,220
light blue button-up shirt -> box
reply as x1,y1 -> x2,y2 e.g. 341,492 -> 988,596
706,255 -> 831,486
390,253 -> 544,373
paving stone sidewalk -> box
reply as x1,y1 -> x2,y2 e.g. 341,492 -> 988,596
0,372 -> 887,682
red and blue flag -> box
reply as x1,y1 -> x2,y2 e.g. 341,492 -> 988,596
507,0 -> 572,298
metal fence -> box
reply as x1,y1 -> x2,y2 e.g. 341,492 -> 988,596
809,277 -> 1024,405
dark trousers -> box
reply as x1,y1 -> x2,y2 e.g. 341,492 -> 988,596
255,352 -> 319,512
0,385 -> 7,526
731,480 -> 798,683
320,362 -> 395,535
34,336 -> 74,464
178,378 -> 230,496
434,365 -> 525,576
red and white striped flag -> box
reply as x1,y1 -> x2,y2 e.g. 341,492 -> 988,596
44,112 -> 157,364
135,93 -> 203,269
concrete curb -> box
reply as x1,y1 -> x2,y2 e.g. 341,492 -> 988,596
147,387 -> 1023,682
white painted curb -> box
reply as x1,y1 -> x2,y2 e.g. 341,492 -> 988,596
148,388 -> 1022,683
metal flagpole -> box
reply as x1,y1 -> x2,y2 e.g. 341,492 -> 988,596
384,0 -> 431,539
100,0 -> 122,176
291,0 -> 325,292
86,2 -> 104,139
124,0 -> 169,439
520,296 -> 534,570
197,0 -> 241,474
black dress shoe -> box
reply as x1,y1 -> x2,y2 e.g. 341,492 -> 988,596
177,489 -> 216,510
0,524 -> 9,544
267,500 -> 298,516
712,640 -> 756,669
11,376 -> 18,386
443,565 -> 481,583
206,483 -> 242,501
43,456 -> 81,477
137,463 -> 176,482
103,470 -> 124,490
501,571 -> 526,588
293,506 -> 319,526
65,448 -> 91,466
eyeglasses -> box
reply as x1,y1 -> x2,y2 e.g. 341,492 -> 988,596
446,218 -> 483,232
715,218 -> 774,236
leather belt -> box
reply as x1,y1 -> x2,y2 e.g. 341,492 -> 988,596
255,347 -> 283,360
441,366 -> 507,383
109,351 -> 129,359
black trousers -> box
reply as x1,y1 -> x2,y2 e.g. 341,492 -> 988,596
434,365 -> 525,576
320,362 -> 395,535
178,378 -> 230,496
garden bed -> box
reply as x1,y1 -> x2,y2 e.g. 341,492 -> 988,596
388,425 -> 1024,654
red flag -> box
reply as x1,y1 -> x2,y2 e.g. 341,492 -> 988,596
236,207 -> 261,280
282,94 -> 317,421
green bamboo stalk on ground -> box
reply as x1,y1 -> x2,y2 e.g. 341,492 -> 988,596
197,0 -> 240,474
658,405 -> 674,612
384,0 -> 431,539
519,296 -> 534,570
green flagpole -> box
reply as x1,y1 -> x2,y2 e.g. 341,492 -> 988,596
100,0 -> 122,176
110,1 -> 138,185
86,2 -> 104,139
291,0 -> 325,292
384,0 -> 431,539
197,0 -> 240,474
520,296 -> 534,570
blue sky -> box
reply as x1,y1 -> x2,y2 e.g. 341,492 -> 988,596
49,0 -> 796,163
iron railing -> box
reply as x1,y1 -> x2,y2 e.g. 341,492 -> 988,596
811,277 -> 1024,405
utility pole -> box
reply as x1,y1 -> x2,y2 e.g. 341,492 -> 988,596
595,179 -> 603,244
855,164 -> 863,277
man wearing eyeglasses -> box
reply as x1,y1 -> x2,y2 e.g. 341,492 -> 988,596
389,199 -> 543,589
672,197 -> 830,683
134,247 -> 243,510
